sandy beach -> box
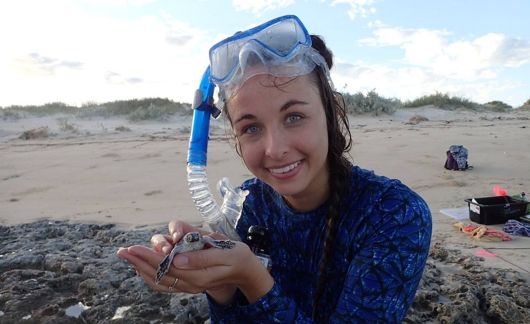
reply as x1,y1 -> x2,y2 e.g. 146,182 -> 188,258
1,106 -> 529,322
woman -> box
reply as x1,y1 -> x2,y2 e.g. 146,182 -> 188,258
118,15 -> 432,323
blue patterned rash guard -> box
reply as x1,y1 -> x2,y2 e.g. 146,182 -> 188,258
208,166 -> 432,323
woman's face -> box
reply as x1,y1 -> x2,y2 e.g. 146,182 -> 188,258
228,74 -> 329,211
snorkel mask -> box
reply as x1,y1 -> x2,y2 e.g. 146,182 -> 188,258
209,15 -> 332,101
187,15 -> 330,240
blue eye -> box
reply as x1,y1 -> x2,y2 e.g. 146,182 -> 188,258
286,114 -> 302,124
243,125 -> 259,134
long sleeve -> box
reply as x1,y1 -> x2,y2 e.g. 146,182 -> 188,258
208,283 -> 310,323
331,184 -> 432,322
207,168 -> 432,323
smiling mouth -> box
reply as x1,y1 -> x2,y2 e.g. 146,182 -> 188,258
269,161 -> 301,174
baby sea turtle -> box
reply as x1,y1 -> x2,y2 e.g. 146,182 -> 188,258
155,232 -> 235,284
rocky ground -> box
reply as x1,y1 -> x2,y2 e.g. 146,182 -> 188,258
406,242 -> 529,323
1,221 -> 529,323
0,221 -> 208,324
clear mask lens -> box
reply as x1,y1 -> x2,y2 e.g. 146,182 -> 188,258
209,15 -> 311,84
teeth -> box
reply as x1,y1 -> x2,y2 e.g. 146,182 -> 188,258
270,161 -> 300,174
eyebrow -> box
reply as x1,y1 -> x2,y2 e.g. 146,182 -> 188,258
233,99 -> 309,125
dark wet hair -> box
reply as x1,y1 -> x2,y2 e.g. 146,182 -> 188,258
222,35 -> 352,322
308,34 -> 352,322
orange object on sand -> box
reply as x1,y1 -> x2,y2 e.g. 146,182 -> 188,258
493,185 -> 508,197
453,222 -> 512,242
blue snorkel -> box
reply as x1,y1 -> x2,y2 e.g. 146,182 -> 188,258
187,67 -> 248,241
188,67 -> 217,166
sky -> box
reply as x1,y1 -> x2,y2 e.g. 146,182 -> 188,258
1,0 -> 529,108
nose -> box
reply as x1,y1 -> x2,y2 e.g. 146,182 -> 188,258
264,127 -> 288,160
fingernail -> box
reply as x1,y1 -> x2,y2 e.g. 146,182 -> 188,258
162,245 -> 171,254
173,255 -> 188,267
172,232 -> 180,242
116,247 -> 127,257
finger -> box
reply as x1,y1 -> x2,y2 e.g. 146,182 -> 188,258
122,250 -> 178,292
119,247 -> 178,287
165,276 -> 184,293
117,247 -> 140,266
125,245 -> 203,288
168,221 -> 196,243
117,247 -> 129,258
167,220 -> 210,243
127,245 -> 166,269
118,247 -> 160,281
117,247 -> 136,273
174,265 -> 233,292
141,266 -> 209,294
150,234 -> 173,254
164,273 -> 207,294
171,242 -> 246,270
124,245 -> 230,288
117,246 -> 158,271
118,247 -> 207,294
123,250 -> 208,294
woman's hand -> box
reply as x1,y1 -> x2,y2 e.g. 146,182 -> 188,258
118,220 -> 237,304
117,220 -> 274,305
150,220 -> 208,254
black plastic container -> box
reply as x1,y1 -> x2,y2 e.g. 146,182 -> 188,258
464,196 -> 528,225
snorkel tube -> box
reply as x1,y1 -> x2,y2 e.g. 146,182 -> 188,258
187,66 -> 248,241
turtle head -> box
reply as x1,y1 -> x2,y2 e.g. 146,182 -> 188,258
184,232 -> 201,244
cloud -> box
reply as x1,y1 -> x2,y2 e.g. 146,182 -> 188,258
166,34 -> 193,46
359,24 -> 530,80
232,0 -> 295,15
0,1 -> 216,106
335,23 -> 530,106
334,61 -> 438,99
479,34 -> 530,68
14,52 -> 83,76
329,0 -> 376,20
333,60 -> 527,106
105,71 -> 143,85
159,15 -> 209,48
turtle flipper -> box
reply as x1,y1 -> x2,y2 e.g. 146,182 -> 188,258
155,243 -> 184,284
202,236 -> 236,250
155,254 -> 172,284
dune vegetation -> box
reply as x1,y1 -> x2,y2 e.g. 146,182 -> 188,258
1,92 -> 527,121
0,98 -> 191,121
